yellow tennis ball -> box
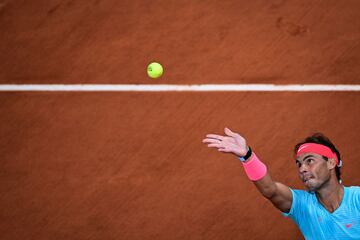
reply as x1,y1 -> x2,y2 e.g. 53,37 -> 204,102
147,62 -> 163,79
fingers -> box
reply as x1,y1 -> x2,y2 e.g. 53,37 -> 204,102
203,137 -> 224,150
207,143 -> 222,148
202,138 -> 221,144
224,127 -> 237,137
203,136 -> 233,153
203,129 -> 243,155
203,132 -> 236,153
205,134 -> 225,141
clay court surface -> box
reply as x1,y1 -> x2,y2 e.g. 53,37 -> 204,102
1,1 -> 360,239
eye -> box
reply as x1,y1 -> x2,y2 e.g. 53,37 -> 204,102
306,158 -> 314,164
296,161 -> 301,168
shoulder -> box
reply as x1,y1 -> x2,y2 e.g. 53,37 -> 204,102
345,186 -> 360,194
344,186 -> 360,206
283,189 -> 316,219
345,186 -> 360,197
347,185 -> 360,190
291,189 -> 316,201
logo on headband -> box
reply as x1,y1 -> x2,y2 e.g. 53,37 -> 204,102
296,143 -> 341,167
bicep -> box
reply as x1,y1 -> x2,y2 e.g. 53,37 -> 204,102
269,182 -> 293,213
253,174 -> 293,213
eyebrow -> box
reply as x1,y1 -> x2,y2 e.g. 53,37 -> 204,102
295,154 -> 315,163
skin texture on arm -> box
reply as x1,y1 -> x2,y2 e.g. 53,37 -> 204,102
203,127 -> 293,213
254,174 -> 292,213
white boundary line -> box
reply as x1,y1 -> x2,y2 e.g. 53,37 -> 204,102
0,84 -> 360,92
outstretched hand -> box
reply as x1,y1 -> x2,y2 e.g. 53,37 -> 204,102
202,128 -> 249,157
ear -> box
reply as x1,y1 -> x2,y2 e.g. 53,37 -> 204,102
327,158 -> 337,170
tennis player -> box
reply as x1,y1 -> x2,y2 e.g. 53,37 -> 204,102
203,128 -> 360,239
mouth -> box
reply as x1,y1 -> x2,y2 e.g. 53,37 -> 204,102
302,175 -> 313,183
304,179 -> 311,186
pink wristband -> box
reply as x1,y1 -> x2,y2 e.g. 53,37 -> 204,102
241,152 -> 267,181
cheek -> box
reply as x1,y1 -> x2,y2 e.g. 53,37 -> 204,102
313,165 -> 329,179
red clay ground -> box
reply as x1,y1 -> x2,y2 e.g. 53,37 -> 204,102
1,1 -> 360,240
1,92 -> 360,239
1,0 -> 360,84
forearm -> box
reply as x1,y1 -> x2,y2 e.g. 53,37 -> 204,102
240,152 -> 277,198
240,151 -> 292,212
253,173 -> 278,199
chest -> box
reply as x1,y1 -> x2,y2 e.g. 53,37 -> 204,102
302,201 -> 360,233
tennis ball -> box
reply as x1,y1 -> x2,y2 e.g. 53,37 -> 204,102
147,62 -> 163,79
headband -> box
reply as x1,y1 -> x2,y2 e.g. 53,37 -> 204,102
296,143 -> 341,167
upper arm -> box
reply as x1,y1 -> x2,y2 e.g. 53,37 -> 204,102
253,173 -> 293,213
269,182 -> 293,213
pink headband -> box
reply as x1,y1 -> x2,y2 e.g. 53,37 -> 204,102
296,143 -> 339,166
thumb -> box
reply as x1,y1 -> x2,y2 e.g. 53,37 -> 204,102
224,127 -> 237,137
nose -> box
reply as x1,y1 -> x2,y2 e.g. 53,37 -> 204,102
299,163 -> 308,173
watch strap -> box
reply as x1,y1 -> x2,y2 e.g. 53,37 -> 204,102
239,146 -> 252,162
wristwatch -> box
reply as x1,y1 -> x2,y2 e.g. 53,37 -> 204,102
238,146 -> 252,162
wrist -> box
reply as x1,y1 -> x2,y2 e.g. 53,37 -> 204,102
238,146 -> 252,162
241,152 -> 267,181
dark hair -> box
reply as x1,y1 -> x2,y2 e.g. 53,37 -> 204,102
294,133 -> 342,182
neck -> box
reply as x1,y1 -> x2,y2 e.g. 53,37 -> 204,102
316,178 -> 344,213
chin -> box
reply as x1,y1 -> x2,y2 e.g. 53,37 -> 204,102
304,180 -> 318,191
305,185 -> 317,192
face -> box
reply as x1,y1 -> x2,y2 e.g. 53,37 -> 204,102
295,153 -> 332,191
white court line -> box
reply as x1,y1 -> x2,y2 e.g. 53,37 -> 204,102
0,84 -> 360,91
